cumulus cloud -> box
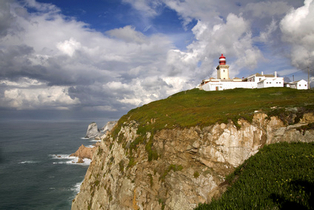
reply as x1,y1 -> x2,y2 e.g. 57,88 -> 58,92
280,0 -> 314,70
183,14 -> 263,79
1,80 -> 79,110
107,25 -> 148,44
57,38 -> 82,57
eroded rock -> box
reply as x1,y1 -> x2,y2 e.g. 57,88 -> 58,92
85,122 -> 101,139
70,144 -> 97,160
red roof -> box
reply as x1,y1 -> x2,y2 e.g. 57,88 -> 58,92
219,54 -> 226,59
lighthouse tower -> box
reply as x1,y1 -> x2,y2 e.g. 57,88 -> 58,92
216,54 -> 230,80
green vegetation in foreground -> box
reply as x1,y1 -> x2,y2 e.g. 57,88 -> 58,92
195,142 -> 314,210
112,88 -> 314,138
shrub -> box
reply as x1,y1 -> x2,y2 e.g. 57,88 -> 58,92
145,139 -> 158,161
127,157 -> 136,168
119,160 -> 125,174
194,171 -> 200,178
160,164 -> 183,182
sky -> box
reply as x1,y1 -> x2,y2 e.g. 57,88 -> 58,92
0,0 -> 313,123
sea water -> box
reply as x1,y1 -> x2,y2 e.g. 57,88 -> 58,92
0,121 -> 103,210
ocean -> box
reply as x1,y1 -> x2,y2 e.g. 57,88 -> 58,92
0,120 -> 105,210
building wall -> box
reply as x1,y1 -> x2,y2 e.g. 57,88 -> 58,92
201,82 -> 256,91
257,78 -> 284,88
296,80 -> 308,90
217,65 -> 229,80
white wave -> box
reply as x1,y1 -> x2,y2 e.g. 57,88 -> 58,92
52,157 -> 91,166
89,139 -> 101,142
71,180 -> 83,194
49,154 -> 76,160
86,145 -> 95,148
82,158 -> 92,165
19,160 -> 39,164
81,137 -> 89,140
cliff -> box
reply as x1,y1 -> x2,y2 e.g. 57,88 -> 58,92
72,88 -> 314,210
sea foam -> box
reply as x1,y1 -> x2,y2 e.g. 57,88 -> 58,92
89,139 -> 101,142
19,160 -> 40,164
50,154 -> 91,165
71,180 -> 83,194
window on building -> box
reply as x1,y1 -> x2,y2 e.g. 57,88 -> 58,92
299,84 -> 301,86
223,70 -> 225,72
259,78 -> 261,81
270,82 -> 271,84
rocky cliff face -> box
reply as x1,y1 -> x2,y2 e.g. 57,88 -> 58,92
72,112 -> 314,210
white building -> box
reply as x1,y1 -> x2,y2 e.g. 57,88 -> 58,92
199,80 -> 256,91
199,54 -> 284,91
285,79 -> 308,90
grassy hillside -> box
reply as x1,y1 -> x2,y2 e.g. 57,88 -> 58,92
195,142 -> 314,210
113,87 -> 314,137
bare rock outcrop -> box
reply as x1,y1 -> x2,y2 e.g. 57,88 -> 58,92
101,121 -> 118,133
72,112 -> 314,210
70,144 -> 97,160
85,122 -> 101,139
99,121 -> 118,140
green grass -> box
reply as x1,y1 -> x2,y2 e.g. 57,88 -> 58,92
195,142 -> 314,210
112,88 -> 314,138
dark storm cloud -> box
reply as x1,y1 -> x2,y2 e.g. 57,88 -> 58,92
0,0 -> 15,37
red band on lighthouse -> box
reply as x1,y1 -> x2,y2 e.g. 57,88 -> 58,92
219,54 -> 226,65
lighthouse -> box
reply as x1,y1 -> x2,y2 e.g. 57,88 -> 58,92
216,54 -> 230,80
